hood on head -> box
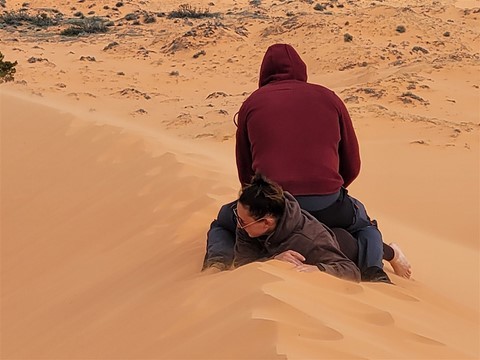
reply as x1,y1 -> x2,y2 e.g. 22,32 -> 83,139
258,44 -> 307,87
267,192 -> 303,245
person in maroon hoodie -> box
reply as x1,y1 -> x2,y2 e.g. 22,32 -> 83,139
203,44 -> 411,281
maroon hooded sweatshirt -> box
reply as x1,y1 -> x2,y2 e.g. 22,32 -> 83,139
235,44 -> 361,195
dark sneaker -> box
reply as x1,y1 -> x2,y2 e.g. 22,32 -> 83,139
361,266 -> 393,284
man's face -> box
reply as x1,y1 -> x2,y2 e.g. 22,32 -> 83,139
235,203 -> 270,238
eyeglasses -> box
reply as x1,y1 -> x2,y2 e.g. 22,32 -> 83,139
233,206 -> 266,229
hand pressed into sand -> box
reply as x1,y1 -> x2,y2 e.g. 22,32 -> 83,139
274,250 -> 305,266
294,264 -> 321,273
274,251 -> 320,272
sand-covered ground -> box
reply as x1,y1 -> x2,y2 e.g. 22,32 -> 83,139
1,0 -> 479,358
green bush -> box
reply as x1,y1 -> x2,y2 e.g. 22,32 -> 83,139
0,52 -> 17,83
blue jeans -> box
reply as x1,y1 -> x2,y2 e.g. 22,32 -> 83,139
346,197 -> 384,271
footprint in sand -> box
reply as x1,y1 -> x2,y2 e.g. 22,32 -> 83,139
343,298 -> 396,326
360,309 -> 395,326
327,281 -> 365,295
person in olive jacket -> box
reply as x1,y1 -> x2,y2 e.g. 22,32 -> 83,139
233,173 -> 362,282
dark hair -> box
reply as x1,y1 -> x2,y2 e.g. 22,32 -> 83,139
238,173 -> 285,219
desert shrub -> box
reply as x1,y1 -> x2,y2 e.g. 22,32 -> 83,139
60,27 -> 83,36
61,16 -> 108,36
168,4 -> 219,19
343,33 -> 353,42
125,13 -> 138,21
0,52 -> 17,83
0,10 -> 62,27
193,50 -> 206,58
396,25 -> 406,33
412,46 -> 428,54
0,0 -> 5,8
143,14 -> 156,23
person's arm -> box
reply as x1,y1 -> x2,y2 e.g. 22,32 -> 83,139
233,230 -> 267,267
235,103 -> 255,187
202,202 -> 238,270
315,255 -> 361,282
306,240 -> 361,282
334,93 -> 361,188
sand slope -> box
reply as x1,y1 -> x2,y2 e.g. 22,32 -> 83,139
1,91 -> 478,359
1,0 -> 479,358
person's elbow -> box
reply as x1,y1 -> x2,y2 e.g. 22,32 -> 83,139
321,263 -> 361,282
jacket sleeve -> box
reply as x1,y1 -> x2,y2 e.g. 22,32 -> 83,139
233,230 -> 268,267
334,93 -> 361,188
305,235 -> 361,282
316,252 -> 361,282
235,103 -> 255,187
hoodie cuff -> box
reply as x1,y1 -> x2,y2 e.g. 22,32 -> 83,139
316,264 -> 326,272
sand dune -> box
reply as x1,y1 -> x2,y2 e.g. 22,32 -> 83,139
1,90 -> 478,359
1,0 -> 479,358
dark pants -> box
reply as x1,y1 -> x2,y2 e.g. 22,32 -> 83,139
203,190 -> 386,271
306,189 -> 385,271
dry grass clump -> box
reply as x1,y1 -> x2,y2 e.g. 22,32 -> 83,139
168,4 -> 219,19
61,16 -> 109,36
344,32 -> 353,42
0,9 -> 62,27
